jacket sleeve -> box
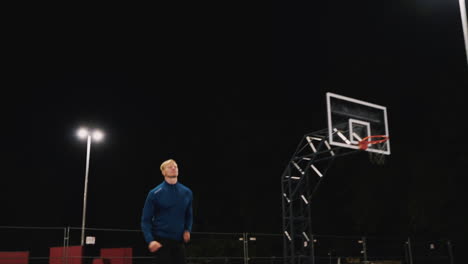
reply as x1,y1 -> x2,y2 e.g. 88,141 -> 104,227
141,191 -> 155,243
184,191 -> 193,232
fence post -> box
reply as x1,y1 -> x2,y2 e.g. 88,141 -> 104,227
447,240 -> 454,264
361,236 -> 368,263
243,232 -> 249,264
311,234 -> 315,264
62,227 -> 67,264
67,226 -> 71,264
406,237 -> 413,264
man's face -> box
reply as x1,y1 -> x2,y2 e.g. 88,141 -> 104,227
163,162 -> 179,178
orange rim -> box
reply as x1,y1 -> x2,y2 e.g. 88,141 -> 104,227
358,135 -> 389,150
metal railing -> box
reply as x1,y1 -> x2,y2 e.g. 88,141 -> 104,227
0,226 -> 459,264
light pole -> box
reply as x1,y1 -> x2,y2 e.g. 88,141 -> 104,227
459,0 -> 468,67
76,127 -> 104,246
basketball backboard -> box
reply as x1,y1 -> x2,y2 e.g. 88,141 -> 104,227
326,92 -> 390,155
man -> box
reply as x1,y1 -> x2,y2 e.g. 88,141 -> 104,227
141,159 -> 193,264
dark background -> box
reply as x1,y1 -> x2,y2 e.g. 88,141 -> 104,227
2,0 -> 468,248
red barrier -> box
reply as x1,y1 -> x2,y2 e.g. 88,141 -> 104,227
49,246 -> 83,264
100,248 -> 132,264
92,259 -> 110,264
0,251 -> 29,264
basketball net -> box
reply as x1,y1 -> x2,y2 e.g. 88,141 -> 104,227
358,135 -> 389,165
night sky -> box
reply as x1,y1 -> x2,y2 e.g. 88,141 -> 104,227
3,0 -> 468,247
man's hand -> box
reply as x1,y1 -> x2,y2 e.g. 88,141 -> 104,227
183,231 -> 191,243
148,241 -> 162,252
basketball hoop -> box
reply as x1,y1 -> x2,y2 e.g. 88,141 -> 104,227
358,135 -> 389,165
358,135 -> 389,150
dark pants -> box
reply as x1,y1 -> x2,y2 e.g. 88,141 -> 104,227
153,237 -> 186,264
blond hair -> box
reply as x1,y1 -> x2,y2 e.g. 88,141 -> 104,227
160,159 -> 177,172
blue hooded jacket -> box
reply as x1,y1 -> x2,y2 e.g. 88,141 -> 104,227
141,181 -> 193,243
